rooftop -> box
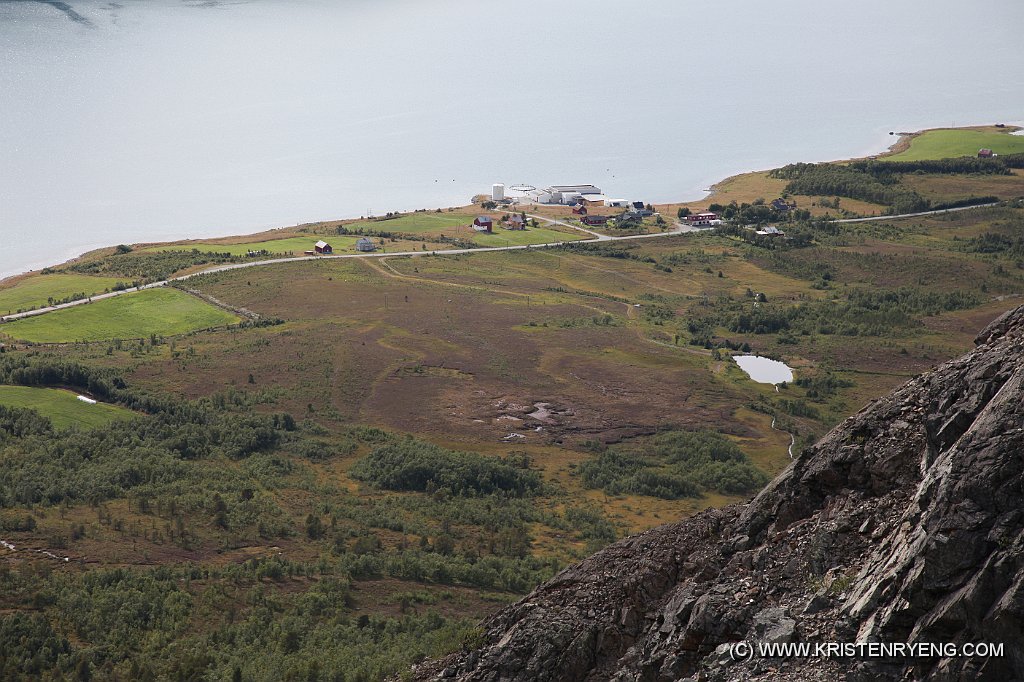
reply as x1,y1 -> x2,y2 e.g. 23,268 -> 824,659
548,184 -> 602,194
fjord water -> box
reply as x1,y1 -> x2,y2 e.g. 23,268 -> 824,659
1,0 -> 1023,280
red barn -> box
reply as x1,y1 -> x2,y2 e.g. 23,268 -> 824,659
581,215 -> 609,226
473,216 -> 493,233
314,240 -> 333,254
572,205 -> 588,215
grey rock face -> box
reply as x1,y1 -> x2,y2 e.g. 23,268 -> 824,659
411,305 -> 1024,682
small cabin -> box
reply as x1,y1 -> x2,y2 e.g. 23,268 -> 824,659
631,201 -> 646,211
978,148 -> 994,158
581,215 -> 609,226
506,214 -> 527,230
314,240 -> 333,254
572,205 -> 588,215
356,237 -> 376,252
473,216 -> 493,233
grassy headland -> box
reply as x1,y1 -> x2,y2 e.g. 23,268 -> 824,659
883,125 -> 1024,161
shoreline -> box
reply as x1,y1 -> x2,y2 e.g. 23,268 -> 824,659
3,122 -> 1021,287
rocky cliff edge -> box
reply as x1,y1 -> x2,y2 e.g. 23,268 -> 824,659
412,305 -> 1024,682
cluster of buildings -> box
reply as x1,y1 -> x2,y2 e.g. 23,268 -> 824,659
303,237 -> 377,255
472,214 -> 528,233
571,200 -> 656,227
492,183 -> 649,210
489,183 -> 658,228
526,184 -> 605,205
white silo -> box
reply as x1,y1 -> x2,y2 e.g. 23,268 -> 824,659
492,184 -> 505,201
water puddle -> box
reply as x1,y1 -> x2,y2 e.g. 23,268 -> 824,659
733,355 -> 794,385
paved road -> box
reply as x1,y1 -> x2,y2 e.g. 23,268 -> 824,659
1,220 -> 704,324
5,198 -> 1000,325
832,202 -> 999,223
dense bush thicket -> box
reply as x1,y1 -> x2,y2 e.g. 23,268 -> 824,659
727,288 -> 980,337
707,201 -> 809,225
853,154 -> 1024,175
0,354 -> 625,680
769,157 -> 1015,213
578,430 -> 768,499
0,559 -> 491,682
350,440 -> 543,497
770,163 -> 928,213
964,231 -> 1024,254
715,221 -> 817,249
0,404 -> 53,440
68,249 -> 237,282
794,373 -> 854,401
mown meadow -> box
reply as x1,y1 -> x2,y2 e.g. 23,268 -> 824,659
1,288 -> 240,344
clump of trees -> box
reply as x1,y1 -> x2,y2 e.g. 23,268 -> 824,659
769,156 -> 1016,214
350,441 -> 543,497
0,559 -> 489,681
707,201 -> 801,225
770,163 -> 929,213
577,430 -> 768,499
720,288 -> 980,338
70,249 -> 238,282
795,373 -> 854,401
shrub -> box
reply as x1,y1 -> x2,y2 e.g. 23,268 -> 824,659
577,430 -> 767,499
350,441 -> 542,497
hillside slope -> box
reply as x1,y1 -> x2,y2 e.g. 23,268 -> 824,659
413,305 -> 1024,681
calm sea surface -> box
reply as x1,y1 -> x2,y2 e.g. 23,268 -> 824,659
2,0 -> 1023,279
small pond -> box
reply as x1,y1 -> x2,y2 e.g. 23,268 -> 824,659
733,355 -> 794,385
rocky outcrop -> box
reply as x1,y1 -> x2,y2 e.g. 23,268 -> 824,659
413,305 -> 1024,681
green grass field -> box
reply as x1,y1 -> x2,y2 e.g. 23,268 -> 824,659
146,235 -> 362,256
0,273 -> 128,315
0,385 -> 136,429
884,129 -> 1024,161
345,212 -> 476,235
471,226 -> 584,247
0,287 -> 240,343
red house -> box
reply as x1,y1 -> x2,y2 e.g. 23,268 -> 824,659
581,215 -> 609,226
314,240 -> 333,254
473,216 -> 493,233
978,148 -> 994,158
572,205 -> 588,215
685,212 -> 721,226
